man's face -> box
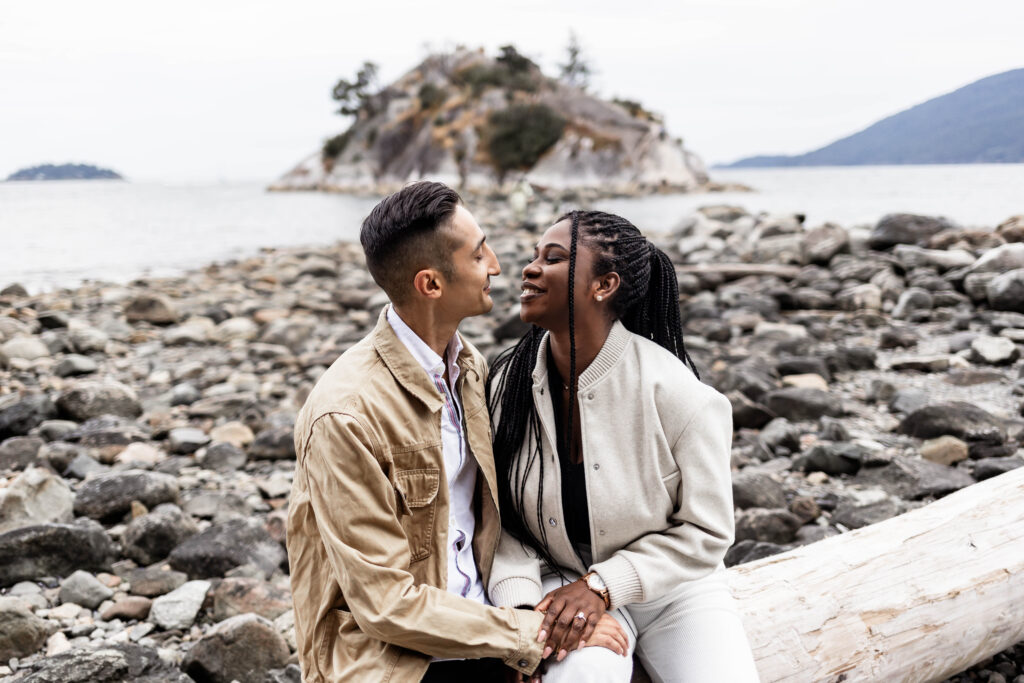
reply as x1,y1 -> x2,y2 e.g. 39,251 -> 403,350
437,205 -> 501,319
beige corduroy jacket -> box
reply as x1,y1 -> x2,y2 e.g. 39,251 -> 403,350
488,321 -> 735,611
287,308 -> 544,683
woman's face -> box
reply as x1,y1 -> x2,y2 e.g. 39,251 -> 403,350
520,219 -> 602,330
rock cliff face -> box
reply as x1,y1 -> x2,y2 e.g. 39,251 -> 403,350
270,49 -> 708,194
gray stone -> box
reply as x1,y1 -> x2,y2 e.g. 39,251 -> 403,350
149,579 -> 210,630
731,470 -> 787,509
122,503 -> 199,566
124,293 -> 179,325
832,497 -> 904,529
249,426 -> 296,459
125,566 -> 188,597
201,441 -> 247,471
58,570 -> 114,608
794,442 -> 865,476
73,469 -> 179,521
724,539 -> 791,567
54,354 -> 99,377
167,426 -> 210,454
0,520 -> 116,587
69,415 -> 149,448
856,455 -> 975,500
63,452 -> 109,480
897,402 -> 1006,443
67,322 -> 109,354
888,389 -> 931,414
892,287 -> 933,319
211,577 -> 292,622
804,223 -> 848,263
728,391 -> 775,430
1,336 -> 51,360
0,394 -> 57,439
182,613 -> 290,683
758,417 -> 801,455
973,456 -> 1024,481
893,244 -> 975,271
970,336 -> 1021,365
169,382 -> 201,406
987,268 -> 1024,313
0,435 -> 44,471
0,466 -> 74,533
56,381 -> 142,421
889,354 -> 951,373
734,508 -> 802,544
169,518 -> 286,579
868,213 -> 956,250
967,242 -> 1024,274
9,642 -> 192,682
836,283 -> 882,312
37,420 -> 79,442
763,387 -> 843,421
0,596 -> 54,660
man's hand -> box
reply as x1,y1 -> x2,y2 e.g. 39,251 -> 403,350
535,580 -> 606,661
582,613 -> 629,657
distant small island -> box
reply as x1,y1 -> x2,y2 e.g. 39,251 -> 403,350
6,163 -> 124,181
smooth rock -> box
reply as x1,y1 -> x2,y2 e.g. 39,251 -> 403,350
868,213 -> 955,250
200,441 -> 248,471
758,418 -> 801,455
56,381 -> 142,421
781,373 -> 829,391
73,469 -> 179,521
167,426 -> 210,454
182,613 -> 290,683
148,579 -> 210,630
919,436 -> 970,466
211,577 -> 292,621
856,455 -> 975,500
248,426 -> 295,459
973,456 -> 1024,481
897,402 -> 1007,443
987,268 -> 1024,313
169,518 -> 286,579
54,354 -> 99,377
59,570 -> 114,609
208,422 -> 255,448
168,383 -> 201,406
0,466 -> 74,533
1,336 -> 51,360
892,287 -> 933,319
731,470 -> 787,509
122,503 -> 199,566
8,642 -> 192,682
888,389 -> 931,414
124,293 -> 179,325
212,317 -> 259,343
126,566 -> 188,597
970,336 -> 1021,365
0,596 -> 54,660
832,496 -> 904,529
967,242 -> 1024,274
0,394 -> 57,439
794,442 -> 865,476
0,435 -> 44,471
724,539 -> 790,568
734,508 -> 802,544
0,520 -> 116,587
889,354 -> 951,373
763,387 -> 843,421
100,596 -> 153,621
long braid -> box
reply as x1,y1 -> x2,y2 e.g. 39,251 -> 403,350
488,209 -> 699,577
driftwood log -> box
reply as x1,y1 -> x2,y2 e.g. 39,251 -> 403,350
727,466 -> 1024,682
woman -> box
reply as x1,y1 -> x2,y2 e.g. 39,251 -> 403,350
486,211 -> 758,682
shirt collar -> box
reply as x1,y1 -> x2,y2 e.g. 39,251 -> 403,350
386,305 -> 463,378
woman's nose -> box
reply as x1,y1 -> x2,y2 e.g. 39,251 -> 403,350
522,260 -> 541,278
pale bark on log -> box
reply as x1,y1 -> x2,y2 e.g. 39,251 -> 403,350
727,467 -> 1024,682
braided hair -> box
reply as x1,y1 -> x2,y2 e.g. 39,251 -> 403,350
486,210 -> 698,574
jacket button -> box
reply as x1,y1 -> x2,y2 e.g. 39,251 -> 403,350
593,463 -> 600,470
599,529 -> 606,536
587,393 -> 594,400
548,517 -> 557,527
518,659 -> 529,668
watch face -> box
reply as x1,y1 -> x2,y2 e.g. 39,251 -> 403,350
587,574 -> 606,591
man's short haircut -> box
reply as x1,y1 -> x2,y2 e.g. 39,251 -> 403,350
359,181 -> 463,303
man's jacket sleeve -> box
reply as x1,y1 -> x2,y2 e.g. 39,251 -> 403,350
300,411 -> 544,673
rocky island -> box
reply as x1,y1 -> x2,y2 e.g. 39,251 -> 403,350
1,194 -> 1023,681
6,164 -> 124,182
270,47 -> 712,195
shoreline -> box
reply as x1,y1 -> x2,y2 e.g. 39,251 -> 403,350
1,194 -> 1023,680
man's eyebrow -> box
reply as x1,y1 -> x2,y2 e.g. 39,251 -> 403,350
474,236 -> 486,252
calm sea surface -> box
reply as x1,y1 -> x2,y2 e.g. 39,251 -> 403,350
2,164 -> 1022,293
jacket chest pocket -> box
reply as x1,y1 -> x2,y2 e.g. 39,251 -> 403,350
394,468 -> 440,562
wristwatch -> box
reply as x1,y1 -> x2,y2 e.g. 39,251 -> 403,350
581,571 -> 610,608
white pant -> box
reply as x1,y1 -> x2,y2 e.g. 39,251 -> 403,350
539,568 -> 759,683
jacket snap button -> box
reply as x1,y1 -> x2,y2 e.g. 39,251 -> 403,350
599,529 -> 606,536
548,517 -> 557,527
518,659 -> 529,668
587,393 -> 594,400
593,463 -> 600,470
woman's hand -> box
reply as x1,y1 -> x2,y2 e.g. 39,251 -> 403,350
535,580 -> 606,661
582,613 -> 629,657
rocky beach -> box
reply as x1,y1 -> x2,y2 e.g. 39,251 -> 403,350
1,193 -> 1023,682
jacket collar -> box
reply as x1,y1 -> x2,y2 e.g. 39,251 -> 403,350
531,319 -> 632,389
372,306 -> 478,412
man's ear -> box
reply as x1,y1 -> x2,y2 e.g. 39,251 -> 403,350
412,268 -> 444,300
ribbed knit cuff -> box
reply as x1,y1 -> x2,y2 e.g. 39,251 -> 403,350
490,576 -> 544,609
591,553 -> 644,610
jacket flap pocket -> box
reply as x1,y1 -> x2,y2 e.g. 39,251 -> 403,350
395,468 -> 440,508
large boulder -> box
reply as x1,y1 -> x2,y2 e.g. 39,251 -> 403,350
986,268 -> 1024,313
0,520 -> 116,587
868,213 -> 955,250
855,456 -> 975,500
897,402 -> 1006,444
0,394 -> 57,439
7,642 -> 192,683
182,613 -> 290,683
73,469 -> 179,521
122,503 -> 199,565
0,466 -> 74,533
56,381 -> 142,421
0,596 -> 54,660
169,518 -> 287,579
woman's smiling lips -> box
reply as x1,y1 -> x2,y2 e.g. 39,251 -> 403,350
520,282 -> 545,301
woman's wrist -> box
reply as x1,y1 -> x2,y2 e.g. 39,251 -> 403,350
579,571 -> 611,609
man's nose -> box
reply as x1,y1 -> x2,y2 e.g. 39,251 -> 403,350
488,246 -> 501,276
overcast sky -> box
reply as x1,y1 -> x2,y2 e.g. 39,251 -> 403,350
3,0 -> 1022,182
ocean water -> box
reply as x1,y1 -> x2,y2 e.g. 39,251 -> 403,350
2,164 -> 1022,293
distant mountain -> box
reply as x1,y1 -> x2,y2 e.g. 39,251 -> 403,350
6,163 -> 124,181
724,68 -> 1024,167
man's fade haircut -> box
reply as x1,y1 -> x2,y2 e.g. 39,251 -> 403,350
359,181 -> 463,303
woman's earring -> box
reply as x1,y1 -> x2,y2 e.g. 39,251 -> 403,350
596,295 -> 603,302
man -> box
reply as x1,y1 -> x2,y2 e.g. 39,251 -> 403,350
287,182 -> 545,682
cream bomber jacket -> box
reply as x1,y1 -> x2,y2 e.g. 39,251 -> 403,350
488,321 -> 735,611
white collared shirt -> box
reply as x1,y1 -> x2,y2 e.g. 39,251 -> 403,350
386,306 -> 488,605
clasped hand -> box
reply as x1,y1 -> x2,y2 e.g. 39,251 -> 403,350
536,579 -> 627,660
